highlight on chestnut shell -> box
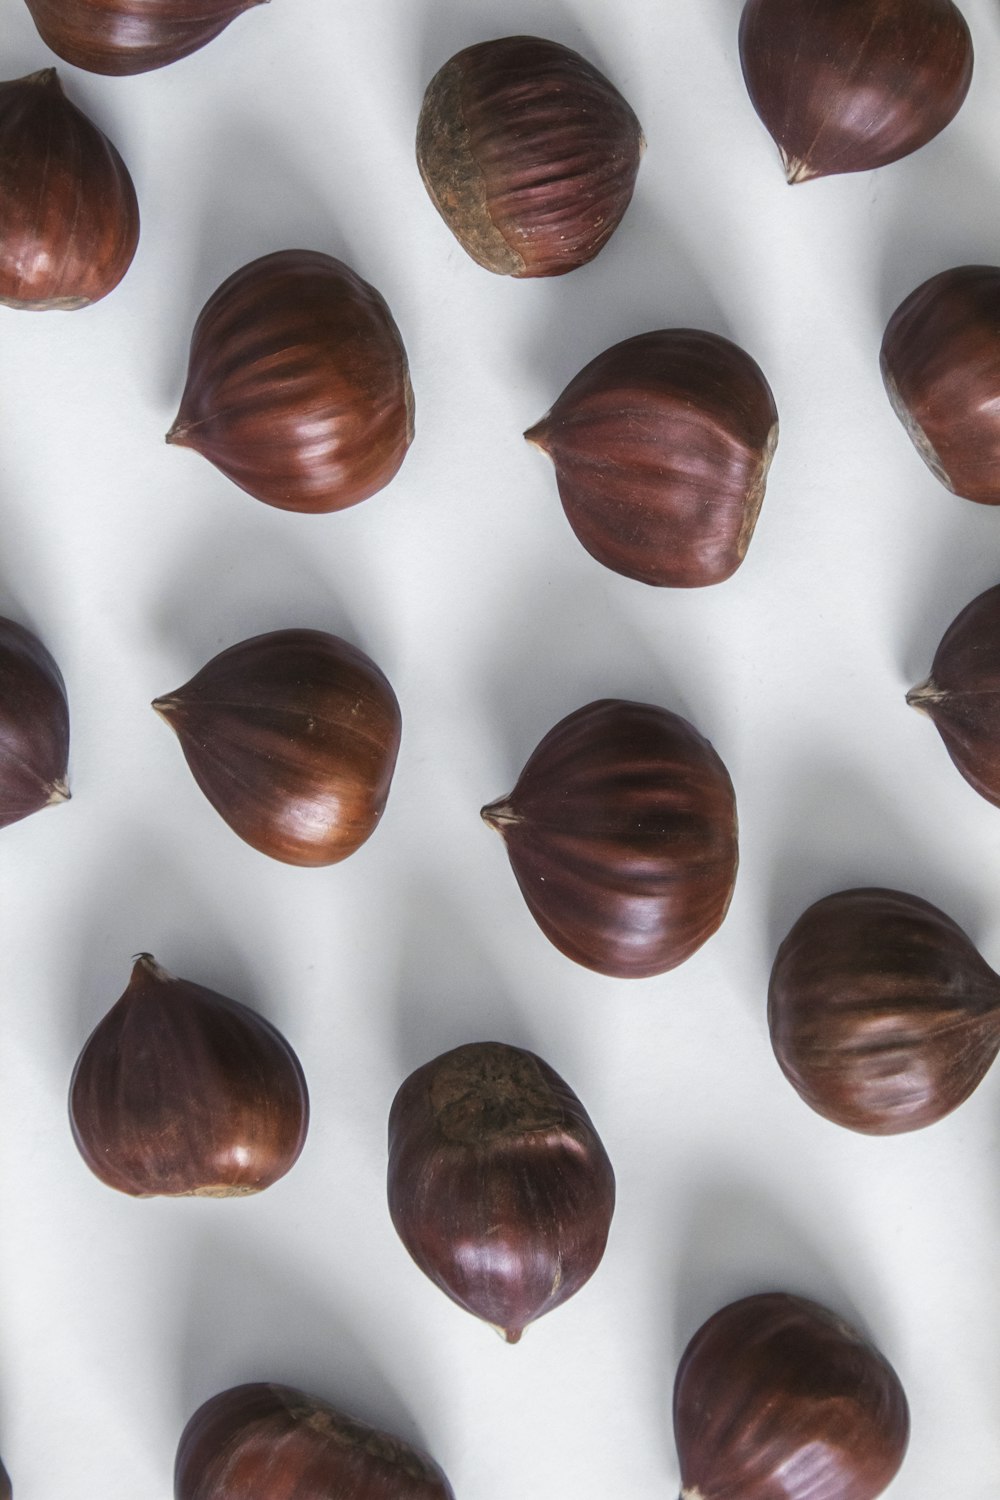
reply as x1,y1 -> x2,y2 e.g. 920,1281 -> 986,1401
69,954 -> 309,1197
153,628 -> 401,866
175,1382 -> 455,1500
674,1292 -> 910,1500
481,699 -> 738,977
387,1041 -> 615,1343
23,0 -> 263,75
769,887 -> 1000,1133
881,265 -> 1000,503
0,69 -> 139,309
0,616 -> 70,828
167,250 -> 414,513
739,0 -> 973,183
416,35 -> 644,277
525,330 -> 778,586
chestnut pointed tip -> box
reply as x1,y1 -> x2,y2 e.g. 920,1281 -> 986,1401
23,67 -> 62,91
523,420 -> 551,453
165,420 -> 189,448
780,148 -> 819,185
906,677 -> 944,714
481,798 -> 518,832
47,777 -> 70,805
503,1325 -> 523,1344
151,694 -> 180,723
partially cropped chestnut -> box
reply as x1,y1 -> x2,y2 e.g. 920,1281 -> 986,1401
0,69 -> 138,309
417,35 -> 643,277
0,1457 -> 9,1499
0,616 -> 69,828
168,250 -> 413,513
176,1383 -> 454,1500
881,266 -> 1000,503
482,699 -> 738,977
739,0 -> 972,183
769,887 -> 1000,1133
154,628 -> 401,866
23,0 -> 262,74
908,582 -> 1000,806
70,954 -> 309,1197
674,1292 -> 909,1500
387,1042 -> 615,1342
525,330 -> 778,586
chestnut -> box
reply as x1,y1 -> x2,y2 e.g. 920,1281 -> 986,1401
387,1041 -> 615,1342
881,265 -> 1000,503
0,69 -> 138,309
525,330 -> 778,586
0,1458 -> 9,1498
0,616 -> 69,828
739,0 -> 973,183
23,0 -> 262,75
176,1382 -> 455,1500
907,582 -> 1000,806
417,35 -> 643,278
70,954 -> 309,1197
168,250 -> 413,513
482,699 -> 738,977
674,1292 -> 909,1500
769,887 -> 1000,1133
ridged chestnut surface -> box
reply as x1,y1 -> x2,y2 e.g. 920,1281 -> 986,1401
176,1383 -> 455,1500
417,35 -> 643,277
674,1293 -> 910,1500
0,69 -> 138,309
154,629 -> 401,866
525,330 -> 778,586
387,1041 -> 615,1342
908,582 -> 1000,806
23,0 -> 262,75
0,616 -> 69,828
881,265 -> 1000,503
769,888 -> 1000,1133
482,699 -> 738,977
167,250 -> 414,513
70,955 -> 309,1197
739,0 -> 972,183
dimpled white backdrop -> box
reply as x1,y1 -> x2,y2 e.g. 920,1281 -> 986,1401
0,0 -> 999,1494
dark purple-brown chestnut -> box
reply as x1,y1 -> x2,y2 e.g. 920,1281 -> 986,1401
674,1292 -> 909,1500
0,616 -> 69,828
0,69 -> 138,309
417,36 -> 643,277
387,1041 -> 615,1342
70,955 -> 308,1197
739,0 -> 972,183
769,887 -> 1000,1133
23,0 -> 262,75
482,699 -> 738,977
168,250 -> 413,513
153,628 -> 401,866
907,582 -> 1000,806
175,1382 -> 455,1500
0,1456 -> 9,1499
525,330 -> 778,586
881,266 -> 1000,503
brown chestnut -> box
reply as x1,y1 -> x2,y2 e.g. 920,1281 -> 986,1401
0,1457 -> 9,1499
525,330 -> 778,586
167,250 -> 413,513
769,887 -> 1000,1133
907,582 -> 1000,806
674,1292 -> 909,1500
0,69 -> 138,309
739,0 -> 972,183
881,266 -> 1000,503
482,699 -> 738,977
70,954 -> 309,1197
23,0 -> 262,75
387,1041 -> 615,1343
153,628 -> 401,866
0,616 -> 69,827
176,1382 -> 455,1500
417,35 -> 643,278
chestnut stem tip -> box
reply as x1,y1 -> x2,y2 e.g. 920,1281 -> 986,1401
47,777 -> 70,805
523,420 -> 551,452
906,678 -> 945,713
481,799 -> 518,832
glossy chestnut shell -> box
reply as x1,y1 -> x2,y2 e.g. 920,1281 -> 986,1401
525,330 -> 778,586
70,954 -> 309,1197
387,1041 -> 615,1342
908,581 -> 1000,805
674,1292 -> 909,1500
23,0 -> 262,75
417,35 -> 643,277
0,69 -> 138,309
168,250 -> 414,513
175,1382 -> 455,1500
0,615 -> 69,827
739,0 -> 972,183
482,698 -> 738,977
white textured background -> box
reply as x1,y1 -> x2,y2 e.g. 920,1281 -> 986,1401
0,0 -> 999,1493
